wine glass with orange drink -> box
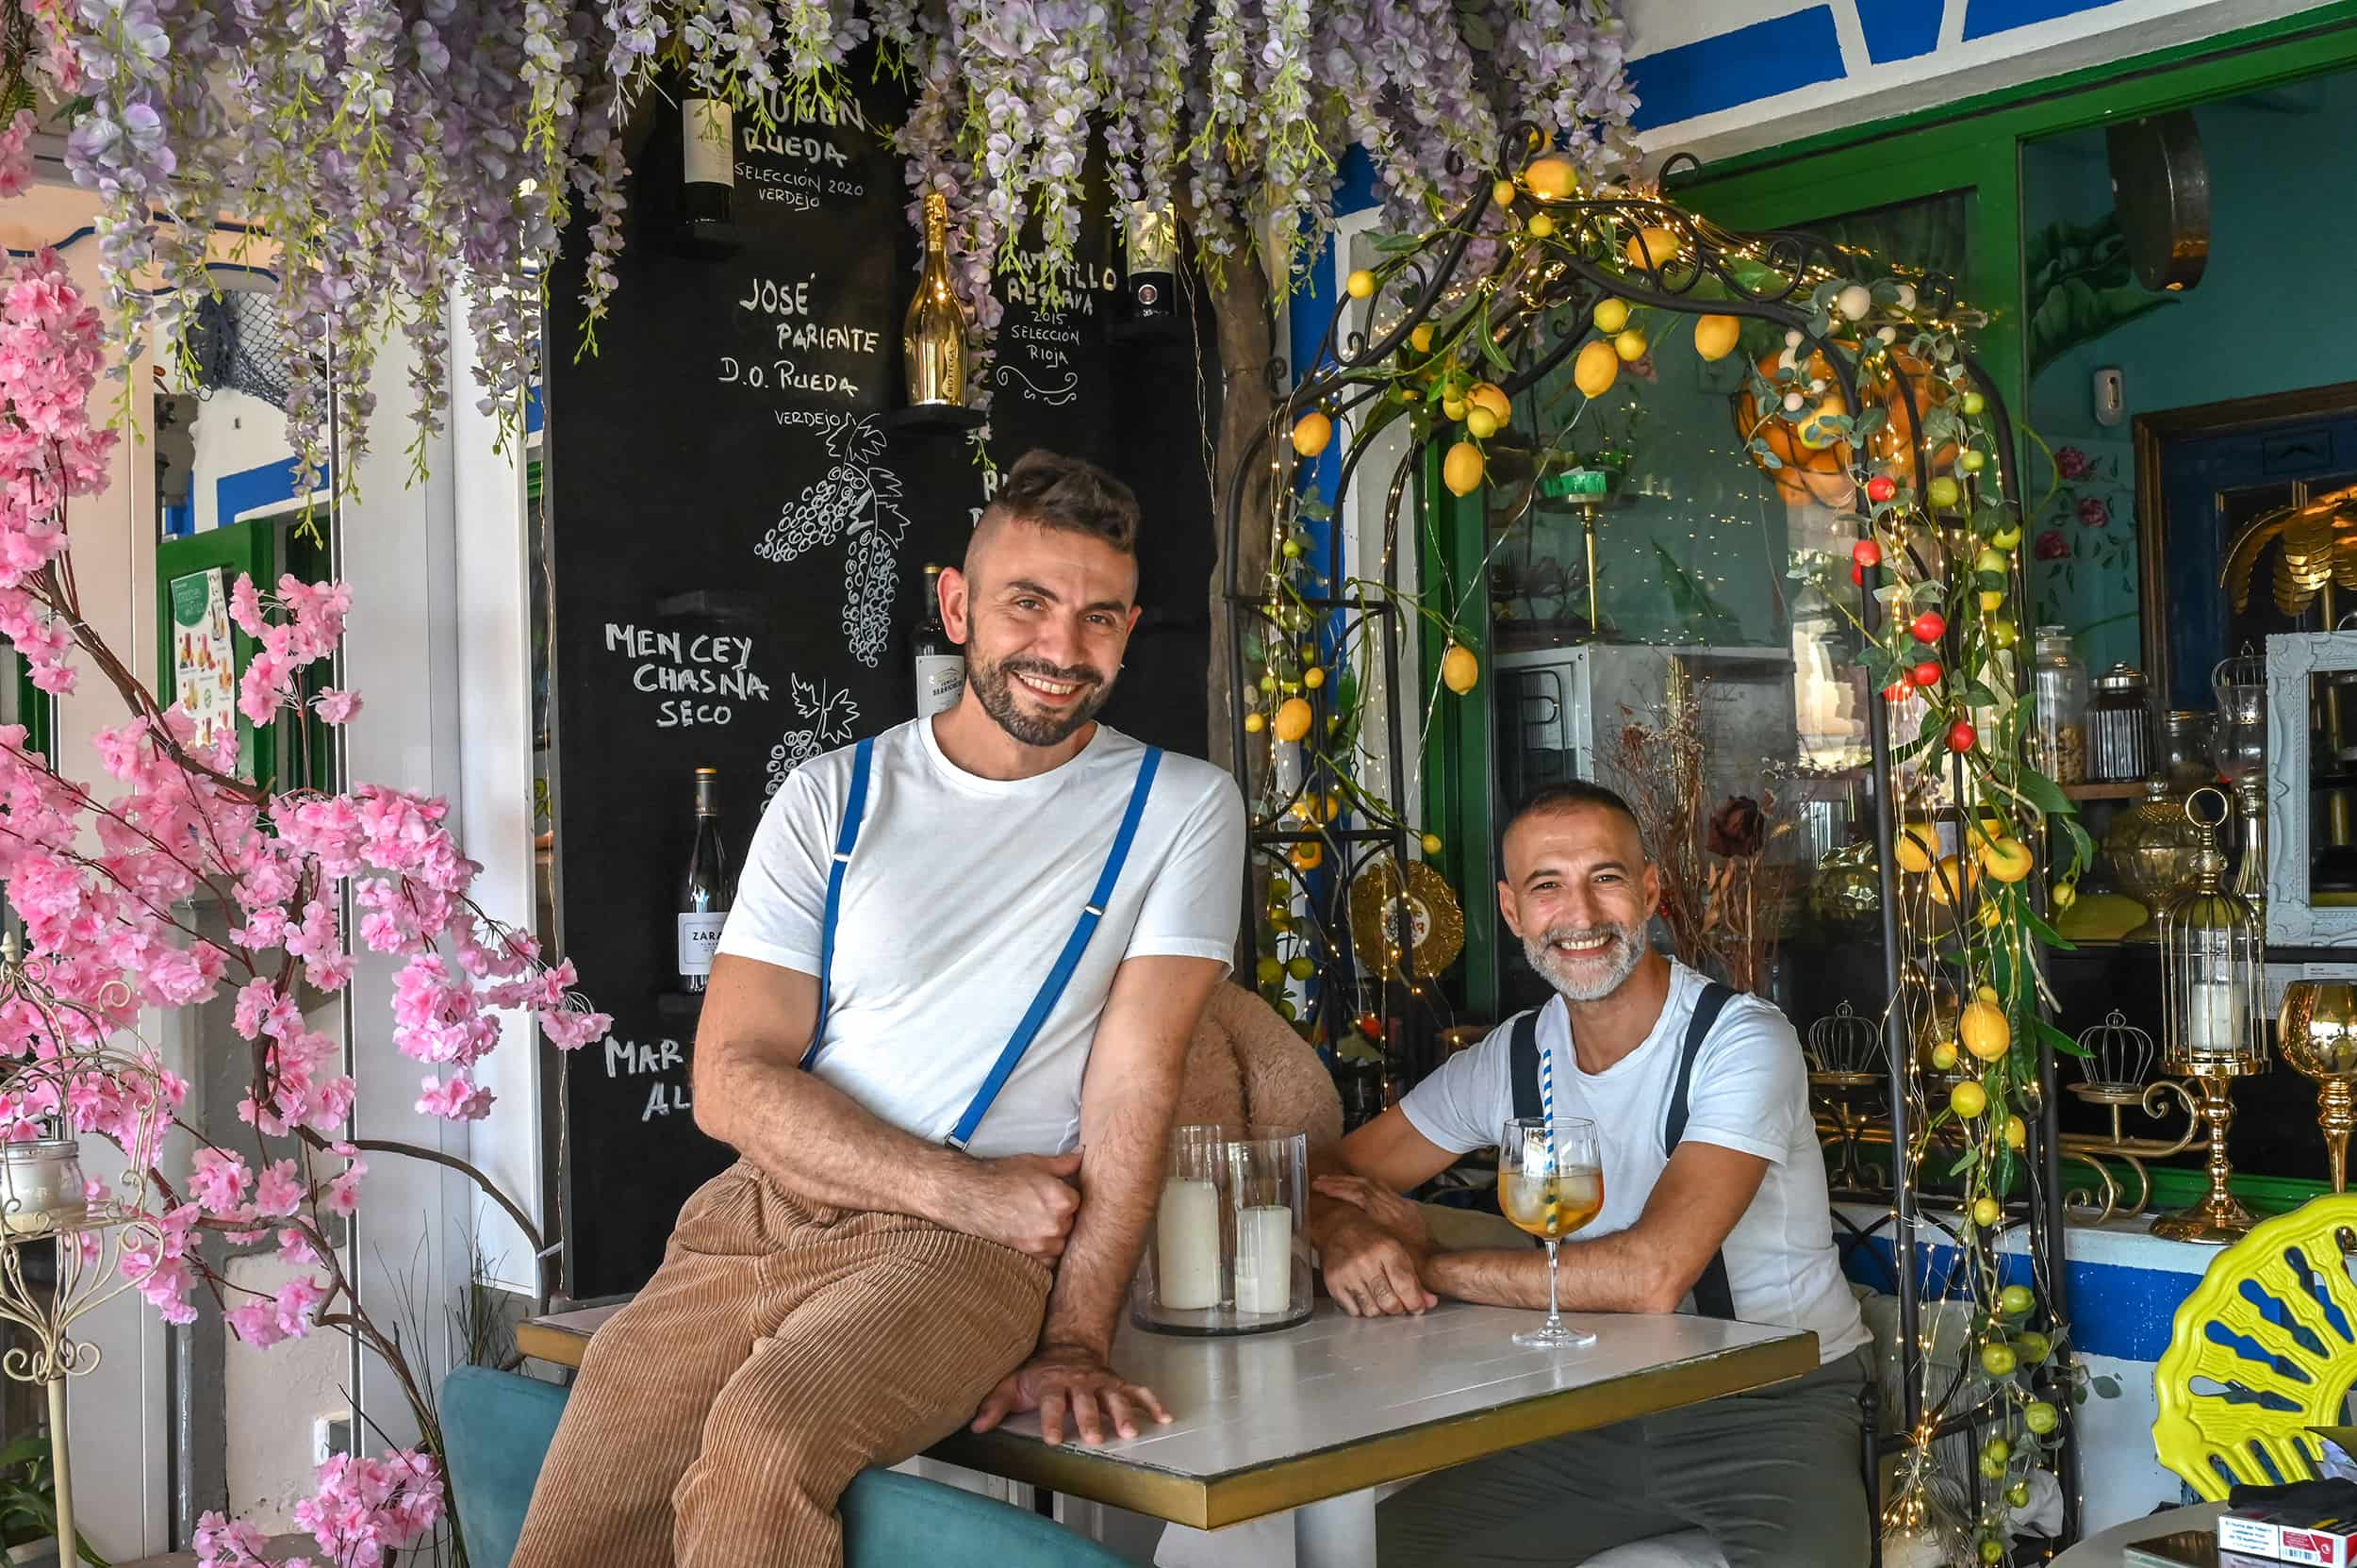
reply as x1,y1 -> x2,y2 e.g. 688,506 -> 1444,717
1498,1116 -> 1603,1348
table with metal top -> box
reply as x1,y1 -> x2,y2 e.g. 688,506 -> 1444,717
518,1298 -> 1819,1567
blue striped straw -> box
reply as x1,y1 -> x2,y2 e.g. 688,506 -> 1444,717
1539,1030 -> 1559,1232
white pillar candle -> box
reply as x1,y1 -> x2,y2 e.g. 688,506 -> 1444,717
1157,1178 -> 1222,1310
1234,1204 -> 1294,1314
2187,980 -> 2244,1056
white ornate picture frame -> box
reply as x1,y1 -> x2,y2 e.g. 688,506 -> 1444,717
2266,632 -> 2357,946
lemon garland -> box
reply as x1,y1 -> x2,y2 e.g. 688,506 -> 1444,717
1243,145 -> 2089,1562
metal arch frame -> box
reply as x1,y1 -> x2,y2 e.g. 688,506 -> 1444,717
1215,125 -> 2081,1549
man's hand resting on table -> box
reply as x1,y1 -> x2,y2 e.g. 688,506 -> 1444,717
970,1345 -> 1174,1445
1314,1174 -> 1439,1317
952,1151 -> 1084,1263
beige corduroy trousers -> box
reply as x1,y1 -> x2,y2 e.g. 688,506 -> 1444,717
511,1159 -> 1052,1568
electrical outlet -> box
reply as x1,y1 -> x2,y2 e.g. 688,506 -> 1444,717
311,1413 -> 354,1468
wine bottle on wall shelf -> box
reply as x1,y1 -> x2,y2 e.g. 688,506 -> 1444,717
680,94 -> 736,254
1124,202 -> 1178,322
677,767 -> 732,994
903,191 -> 970,407
914,563 -> 964,718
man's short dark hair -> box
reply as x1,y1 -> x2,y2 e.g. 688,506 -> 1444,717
979,449 -> 1140,556
1501,780 -> 1646,855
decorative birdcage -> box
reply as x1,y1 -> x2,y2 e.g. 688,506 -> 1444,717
2154,788 -> 2269,1244
2071,1010 -> 2156,1102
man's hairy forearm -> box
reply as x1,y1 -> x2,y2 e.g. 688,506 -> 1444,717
1424,1229 -> 1687,1314
1040,1089 -> 1168,1359
695,1049 -> 968,1222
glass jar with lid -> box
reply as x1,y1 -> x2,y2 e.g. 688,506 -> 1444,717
2103,778 -> 2206,940
2087,663 -> 2154,783
2160,710 -> 2216,793
2031,626 -> 2088,784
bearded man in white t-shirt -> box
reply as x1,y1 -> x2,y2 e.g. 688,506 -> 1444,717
515,451 -> 1244,1568
1310,780 -> 1874,1568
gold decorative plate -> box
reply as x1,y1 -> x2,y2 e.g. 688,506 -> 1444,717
1348,860 -> 1466,981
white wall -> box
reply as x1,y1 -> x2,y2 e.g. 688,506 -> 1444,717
1624,0 -> 2320,165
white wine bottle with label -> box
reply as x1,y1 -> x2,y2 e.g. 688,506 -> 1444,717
913,563 -> 964,718
681,94 -> 734,251
676,767 -> 732,993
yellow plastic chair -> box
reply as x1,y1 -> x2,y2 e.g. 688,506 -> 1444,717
2153,1195 -> 2357,1497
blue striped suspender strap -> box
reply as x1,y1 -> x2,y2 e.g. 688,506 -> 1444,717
798,736 -> 875,1072
946,745 -> 1162,1150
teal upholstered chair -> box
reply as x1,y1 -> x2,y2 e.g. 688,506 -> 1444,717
439,1365 -> 1129,1568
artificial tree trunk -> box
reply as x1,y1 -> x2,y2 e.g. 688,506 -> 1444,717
1201,256 -> 1277,778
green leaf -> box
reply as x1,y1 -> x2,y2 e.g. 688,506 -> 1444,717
2035,1014 -> 2090,1059
1456,9 -> 1495,49
1477,318 -> 1515,375
2094,1374 -> 2121,1398
2015,767 -> 2079,822
1369,230 -> 1425,255
1851,405 -> 1888,437
1965,682 -> 2003,709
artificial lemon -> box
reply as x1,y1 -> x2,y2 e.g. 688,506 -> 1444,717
1421,832 -> 1443,854
2025,1401 -> 2058,1435
2015,1330 -> 2052,1363
1243,711 -> 1266,734
1465,406 -> 1499,439
1990,618 -> 2019,651
1272,697 -> 1313,743
1442,643 -> 1480,695
1929,1041 -> 1959,1071
1256,956 -> 1283,987
1526,212 -> 1556,239
1574,338 -> 1620,398
1286,955 -> 1315,982
1291,411 -> 1332,457
1624,224 -> 1681,269
1895,824 -> 1938,875
1302,666 -> 1326,689
2005,1114 -> 2027,1150
1409,322 -> 1435,355
1991,523 -> 2022,551
1442,397 -> 1468,421
2052,881 -> 2078,911
1795,394 -> 1848,451
1961,450 -> 1986,473
1692,313 -> 1740,362
1951,1081 -> 1988,1119
1980,1342 -> 2016,1378
1523,154 -> 1578,200
1962,391 -> 1987,416
2000,1283 -> 2036,1316
1614,328 -> 1648,363
1979,589 -> 2004,613
1927,475 -> 1962,509
1979,837 -> 2034,883
1345,269 -> 1376,300
1976,547 -> 2009,576
1928,853 -> 1980,906
1466,382 -> 1511,423
1491,178 -> 1518,209
1960,999 -> 2011,1062
1971,1196 -> 2002,1229
1442,440 -> 1486,497
1291,842 -> 1323,871
1592,297 -> 1631,334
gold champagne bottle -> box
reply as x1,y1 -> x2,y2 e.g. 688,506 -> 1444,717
904,191 -> 969,407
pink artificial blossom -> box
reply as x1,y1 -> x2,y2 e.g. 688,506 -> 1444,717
312,686 -> 362,724
189,1147 -> 252,1216
0,112 -> 33,203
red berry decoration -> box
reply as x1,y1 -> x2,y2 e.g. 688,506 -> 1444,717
1866,476 -> 1897,503
1851,564 -> 1864,587
1949,719 -> 1978,752
1882,682 -> 1913,703
1356,1013 -> 1383,1040
1912,660 -> 1942,688
1852,539 -> 1882,569
1911,610 -> 1947,644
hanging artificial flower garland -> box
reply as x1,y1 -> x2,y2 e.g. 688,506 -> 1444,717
1245,145 -> 2090,1562
0,0 -> 1636,491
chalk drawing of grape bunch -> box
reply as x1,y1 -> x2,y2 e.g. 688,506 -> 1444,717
753,413 -> 910,668
766,676 -> 862,798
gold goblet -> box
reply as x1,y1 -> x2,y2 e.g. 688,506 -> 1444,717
2279,981 -> 2357,1193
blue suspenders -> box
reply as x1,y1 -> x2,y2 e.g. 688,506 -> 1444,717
799,735 -> 1164,1151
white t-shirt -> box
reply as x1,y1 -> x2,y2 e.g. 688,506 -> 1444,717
1400,961 -> 1871,1363
716,718 -> 1244,1157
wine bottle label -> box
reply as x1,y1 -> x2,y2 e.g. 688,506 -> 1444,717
916,654 -> 965,718
677,911 -> 728,977
684,100 -> 734,190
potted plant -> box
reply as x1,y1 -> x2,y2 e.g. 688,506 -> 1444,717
0,1431 -> 103,1567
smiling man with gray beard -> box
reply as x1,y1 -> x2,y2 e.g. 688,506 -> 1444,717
1304,780 -> 1874,1568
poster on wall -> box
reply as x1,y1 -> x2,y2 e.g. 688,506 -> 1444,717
169,567 -> 238,753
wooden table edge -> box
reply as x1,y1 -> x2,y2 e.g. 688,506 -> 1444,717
518,1320 -> 590,1368
926,1329 -> 1821,1531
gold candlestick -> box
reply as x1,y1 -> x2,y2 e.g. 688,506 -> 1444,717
2152,789 -> 2268,1244
2278,981 -> 2357,1192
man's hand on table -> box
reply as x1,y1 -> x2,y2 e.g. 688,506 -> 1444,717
1313,1174 -> 1439,1317
970,1344 -> 1173,1445
951,1151 -> 1083,1263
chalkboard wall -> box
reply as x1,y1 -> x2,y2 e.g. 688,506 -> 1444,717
545,73 -> 1218,1299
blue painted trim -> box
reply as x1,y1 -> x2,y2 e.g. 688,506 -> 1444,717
526,381 -> 544,434
1857,0 -> 1944,63
216,454 -> 327,526
1626,8 -> 1847,132
1964,0 -> 2117,42
1843,1232 -> 2190,1362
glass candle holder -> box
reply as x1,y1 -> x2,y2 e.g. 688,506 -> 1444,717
1131,1125 -> 1310,1336
0,1138 -> 86,1235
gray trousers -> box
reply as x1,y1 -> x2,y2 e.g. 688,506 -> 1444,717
1376,1345 -> 1875,1568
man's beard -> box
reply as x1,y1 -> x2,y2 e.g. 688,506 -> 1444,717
1524,919 -> 1647,1002
968,652 -> 1115,747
